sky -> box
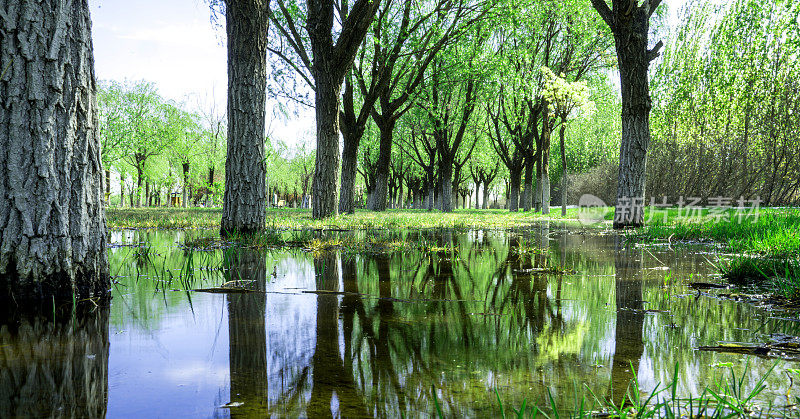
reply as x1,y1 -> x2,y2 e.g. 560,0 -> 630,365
88,0 -> 314,149
88,0 -> 687,150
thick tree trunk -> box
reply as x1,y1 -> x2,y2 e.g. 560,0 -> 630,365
438,161 -> 454,213
482,182 -> 490,209
0,0 -> 109,302
371,120 -> 395,212
590,0 -> 659,228
221,0 -> 269,235
311,76 -> 341,218
613,41 -> 652,228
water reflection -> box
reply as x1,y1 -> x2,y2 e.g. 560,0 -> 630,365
226,248 -> 268,415
2,227 -> 794,417
0,305 -> 109,417
608,237 -> 645,404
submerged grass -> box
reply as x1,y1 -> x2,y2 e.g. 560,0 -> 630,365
486,360 -> 784,418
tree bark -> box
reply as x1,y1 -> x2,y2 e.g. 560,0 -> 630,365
508,168 -> 522,212
338,125 -> 362,214
182,162 -> 189,208
522,159 -> 534,212
311,75 -> 341,218
370,119 -> 396,212
221,0 -> 269,236
541,112 -> 551,215
0,0 -> 109,302
590,0 -> 662,228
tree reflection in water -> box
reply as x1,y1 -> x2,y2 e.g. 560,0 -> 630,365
0,303 -> 109,418
608,236 -> 645,405
225,248 -> 268,416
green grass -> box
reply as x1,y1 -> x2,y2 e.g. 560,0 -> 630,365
485,360 -> 781,418
106,207 -> 565,230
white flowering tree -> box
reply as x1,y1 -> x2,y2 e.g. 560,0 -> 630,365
541,67 -> 595,216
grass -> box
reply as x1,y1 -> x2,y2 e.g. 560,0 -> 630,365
629,208 -> 799,300
106,207 -> 564,230
484,360 -> 783,418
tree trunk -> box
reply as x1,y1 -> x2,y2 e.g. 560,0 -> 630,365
371,119 -> 395,212
135,164 -> 144,207
221,0 -> 269,236
311,74 -> 341,218
439,161 -> 454,213
338,127 -> 361,214
120,175 -> 126,208
522,159 -> 534,212
590,0 -> 660,229
613,45 -> 651,228
560,123 -> 567,216
104,169 -> 111,205
482,182 -> 490,209
182,162 -> 189,208
541,116 -> 551,215
508,168 -> 522,212
0,0 -> 109,302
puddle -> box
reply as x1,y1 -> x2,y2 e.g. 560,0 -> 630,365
1,224 -> 799,417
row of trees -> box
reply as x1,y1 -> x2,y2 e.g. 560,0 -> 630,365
251,0 -> 644,224
97,81 -> 322,209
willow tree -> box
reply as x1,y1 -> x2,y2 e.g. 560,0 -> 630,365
0,0 -> 109,301
220,0 -> 270,235
590,0 -> 663,228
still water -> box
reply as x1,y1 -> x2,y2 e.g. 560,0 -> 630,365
2,224 -> 799,417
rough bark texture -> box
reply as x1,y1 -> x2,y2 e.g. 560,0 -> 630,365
0,0 -> 109,302
311,76 -> 341,218
221,0 -> 269,236
590,0 -> 661,229
308,0 -> 380,219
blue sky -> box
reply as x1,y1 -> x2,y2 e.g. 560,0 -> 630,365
88,0 -> 686,149
89,0 -> 313,148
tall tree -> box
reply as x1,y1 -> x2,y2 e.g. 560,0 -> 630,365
268,0 -> 381,219
0,0 -> 109,301
589,0 -> 663,228
220,0 -> 270,235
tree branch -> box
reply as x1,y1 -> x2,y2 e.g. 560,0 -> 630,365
648,40 -> 664,61
589,0 -> 615,31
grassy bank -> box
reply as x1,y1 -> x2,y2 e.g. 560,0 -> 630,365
631,209 -> 800,300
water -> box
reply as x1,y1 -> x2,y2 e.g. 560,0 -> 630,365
1,224 -> 798,417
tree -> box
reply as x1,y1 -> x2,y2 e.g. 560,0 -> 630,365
589,0 -> 664,228
541,66 -> 594,216
0,0 -> 109,301
220,0 -> 270,235
268,0 -> 381,219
